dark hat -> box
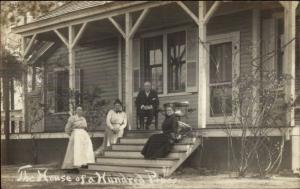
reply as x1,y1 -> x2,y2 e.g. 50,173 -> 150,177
114,99 -> 123,106
163,103 -> 175,110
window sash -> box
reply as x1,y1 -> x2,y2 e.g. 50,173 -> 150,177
207,32 -> 240,121
142,29 -> 188,95
55,70 -> 69,113
144,36 -> 164,94
167,31 -> 186,93
209,84 -> 232,117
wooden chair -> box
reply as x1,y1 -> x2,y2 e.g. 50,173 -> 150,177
136,106 -> 159,130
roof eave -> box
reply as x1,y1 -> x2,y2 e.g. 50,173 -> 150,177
11,1 -> 148,36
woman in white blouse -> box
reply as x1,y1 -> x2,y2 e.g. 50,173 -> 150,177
62,107 -> 95,173
95,99 -> 127,156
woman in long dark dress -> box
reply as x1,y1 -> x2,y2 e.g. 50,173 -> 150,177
141,105 -> 178,159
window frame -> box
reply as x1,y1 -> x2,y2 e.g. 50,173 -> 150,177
206,31 -> 240,124
139,26 -> 191,97
143,35 -> 164,94
51,67 -> 70,114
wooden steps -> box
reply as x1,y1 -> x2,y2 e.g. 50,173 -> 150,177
96,157 -> 176,167
104,150 -> 186,159
87,130 -> 202,177
112,143 -> 194,151
120,137 -> 197,144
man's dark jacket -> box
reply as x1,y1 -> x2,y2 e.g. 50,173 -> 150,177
135,90 -> 159,113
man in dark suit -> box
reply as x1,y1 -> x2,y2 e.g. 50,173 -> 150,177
135,81 -> 159,130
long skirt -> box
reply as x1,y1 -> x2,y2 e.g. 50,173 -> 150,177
141,133 -> 174,159
62,129 -> 95,169
94,127 -> 124,156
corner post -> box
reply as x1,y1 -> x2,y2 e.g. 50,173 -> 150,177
68,25 -> 76,114
21,37 -> 29,132
283,2 -> 299,175
198,1 -> 207,128
125,13 -> 133,129
252,9 -> 261,123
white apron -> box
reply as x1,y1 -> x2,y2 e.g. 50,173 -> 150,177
62,116 -> 95,169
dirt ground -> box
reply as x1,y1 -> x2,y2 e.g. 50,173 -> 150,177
1,164 -> 300,189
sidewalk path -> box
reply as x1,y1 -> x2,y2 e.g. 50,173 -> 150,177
1,164 -> 300,189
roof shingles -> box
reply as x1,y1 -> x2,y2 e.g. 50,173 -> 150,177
36,1 -> 112,21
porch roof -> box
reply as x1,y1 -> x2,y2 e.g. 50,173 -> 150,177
11,1 -> 158,36
12,1 -> 288,37
36,1 -> 112,21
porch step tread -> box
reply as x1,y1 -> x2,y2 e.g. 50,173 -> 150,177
111,144 -> 194,151
102,154 -> 180,160
105,149 -> 186,153
119,137 -> 197,144
104,151 -> 186,159
113,143 -> 194,146
96,157 -> 176,167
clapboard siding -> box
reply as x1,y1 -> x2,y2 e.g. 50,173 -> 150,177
43,38 -> 119,131
76,38 -> 118,101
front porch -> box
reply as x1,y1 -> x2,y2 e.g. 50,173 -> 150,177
11,1 -> 300,174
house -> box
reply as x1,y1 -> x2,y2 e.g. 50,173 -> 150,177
6,1 -> 300,176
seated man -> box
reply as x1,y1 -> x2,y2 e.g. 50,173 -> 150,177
135,81 -> 159,130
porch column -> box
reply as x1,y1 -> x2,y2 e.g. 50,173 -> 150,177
282,1 -> 299,174
125,13 -> 133,129
198,1 -> 207,128
283,2 -> 297,126
118,37 -> 123,101
68,26 -> 76,114
252,9 -> 261,122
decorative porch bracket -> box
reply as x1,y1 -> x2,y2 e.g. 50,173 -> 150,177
53,23 -> 88,114
108,8 -> 150,39
23,34 -> 37,58
71,23 -> 87,49
54,29 -> 69,47
108,17 -> 126,38
176,1 -> 222,26
203,1 -> 221,25
176,1 -> 198,25
129,8 -> 150,39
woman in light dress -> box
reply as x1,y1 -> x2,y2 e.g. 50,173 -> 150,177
95,99 -> 127,156
62,107 -> 95,173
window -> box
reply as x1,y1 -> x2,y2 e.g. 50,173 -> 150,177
55,70 -> 69,112
141,29 -> 193,95
207,32 -> 240,120
167,31 -> 186,93
262,18 -> 284,79
276,18 -> 284,79
144,36 -> 163,94
209,42 -> 233,117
